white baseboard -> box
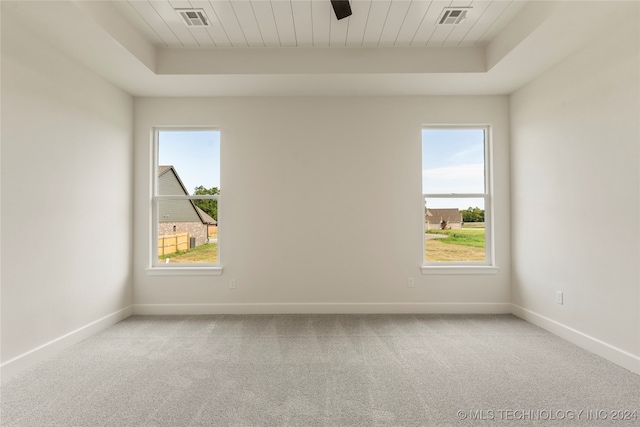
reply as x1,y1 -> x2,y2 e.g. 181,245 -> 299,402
133,302 -> 512,315
511,304 -> 640,375
0,305 -> 133,383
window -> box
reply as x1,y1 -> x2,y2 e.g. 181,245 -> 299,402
151,129 -> 221,272
422,127 -> 493,268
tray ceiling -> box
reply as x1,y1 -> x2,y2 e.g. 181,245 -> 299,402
114,0 -> 527,48
2,0 -> 634,96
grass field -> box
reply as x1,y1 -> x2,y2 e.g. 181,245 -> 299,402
425,229 -> 485,262
462,222 -> 485,229
159,242 -> 218,263
158,229 -> 483,263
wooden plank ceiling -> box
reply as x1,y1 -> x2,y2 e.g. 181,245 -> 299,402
115,0 -> 527,48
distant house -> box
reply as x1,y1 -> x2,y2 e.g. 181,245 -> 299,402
158,166 -> 217,247
425,208 -> 462,230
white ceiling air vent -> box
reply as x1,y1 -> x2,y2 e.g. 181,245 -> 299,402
437,7 -> 471,25
176,9 -> 211,27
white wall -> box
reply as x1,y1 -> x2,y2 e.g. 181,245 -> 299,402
1,12 -> 134,380
510,10 -> 640,373
134,96 -> 511,312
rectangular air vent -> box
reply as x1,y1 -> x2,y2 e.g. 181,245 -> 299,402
437,8 -> 471,25
176,9 -> 210,27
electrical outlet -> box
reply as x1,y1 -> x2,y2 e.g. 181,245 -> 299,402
229,279 -> 236,289
408,277 -> 415,288
556,291 -> 563,305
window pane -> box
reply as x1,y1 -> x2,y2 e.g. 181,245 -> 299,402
425,197 -> 485,262
422,129 -> 485,194
156,129 -> 220,266
157,203 -> 218,264
157,130 -> 220,196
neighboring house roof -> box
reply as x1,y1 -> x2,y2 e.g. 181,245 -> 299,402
158,165 -> 217,225
158,165 -> 172,176
425,208 -> 462,224
159,165 -> 191,196
195,206 -> 217,225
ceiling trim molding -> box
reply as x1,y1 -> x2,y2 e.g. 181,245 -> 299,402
156,47 -> 486,75
72,0 -> 156,72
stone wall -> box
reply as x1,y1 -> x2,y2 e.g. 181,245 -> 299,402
159,222 -> 208,247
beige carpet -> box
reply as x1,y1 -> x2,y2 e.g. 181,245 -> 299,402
2,314 -> 639,426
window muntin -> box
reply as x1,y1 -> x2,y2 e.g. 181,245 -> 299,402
422,127 -> 492,266
153,129 -> 220,267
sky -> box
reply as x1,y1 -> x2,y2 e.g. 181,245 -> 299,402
422,128 -> 486,210
158,130 -> 220,194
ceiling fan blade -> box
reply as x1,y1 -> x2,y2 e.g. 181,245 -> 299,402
331,0 -> 352,20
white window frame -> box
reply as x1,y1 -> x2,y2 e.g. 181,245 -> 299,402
421,125 -> 498,275
146,127 -> 223,276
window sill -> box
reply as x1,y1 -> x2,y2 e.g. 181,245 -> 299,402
146,266 -> 223,276
421,265 -> 499,275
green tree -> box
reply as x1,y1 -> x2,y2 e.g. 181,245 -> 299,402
461,207 -> 484,222
193,185 -> 219,221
